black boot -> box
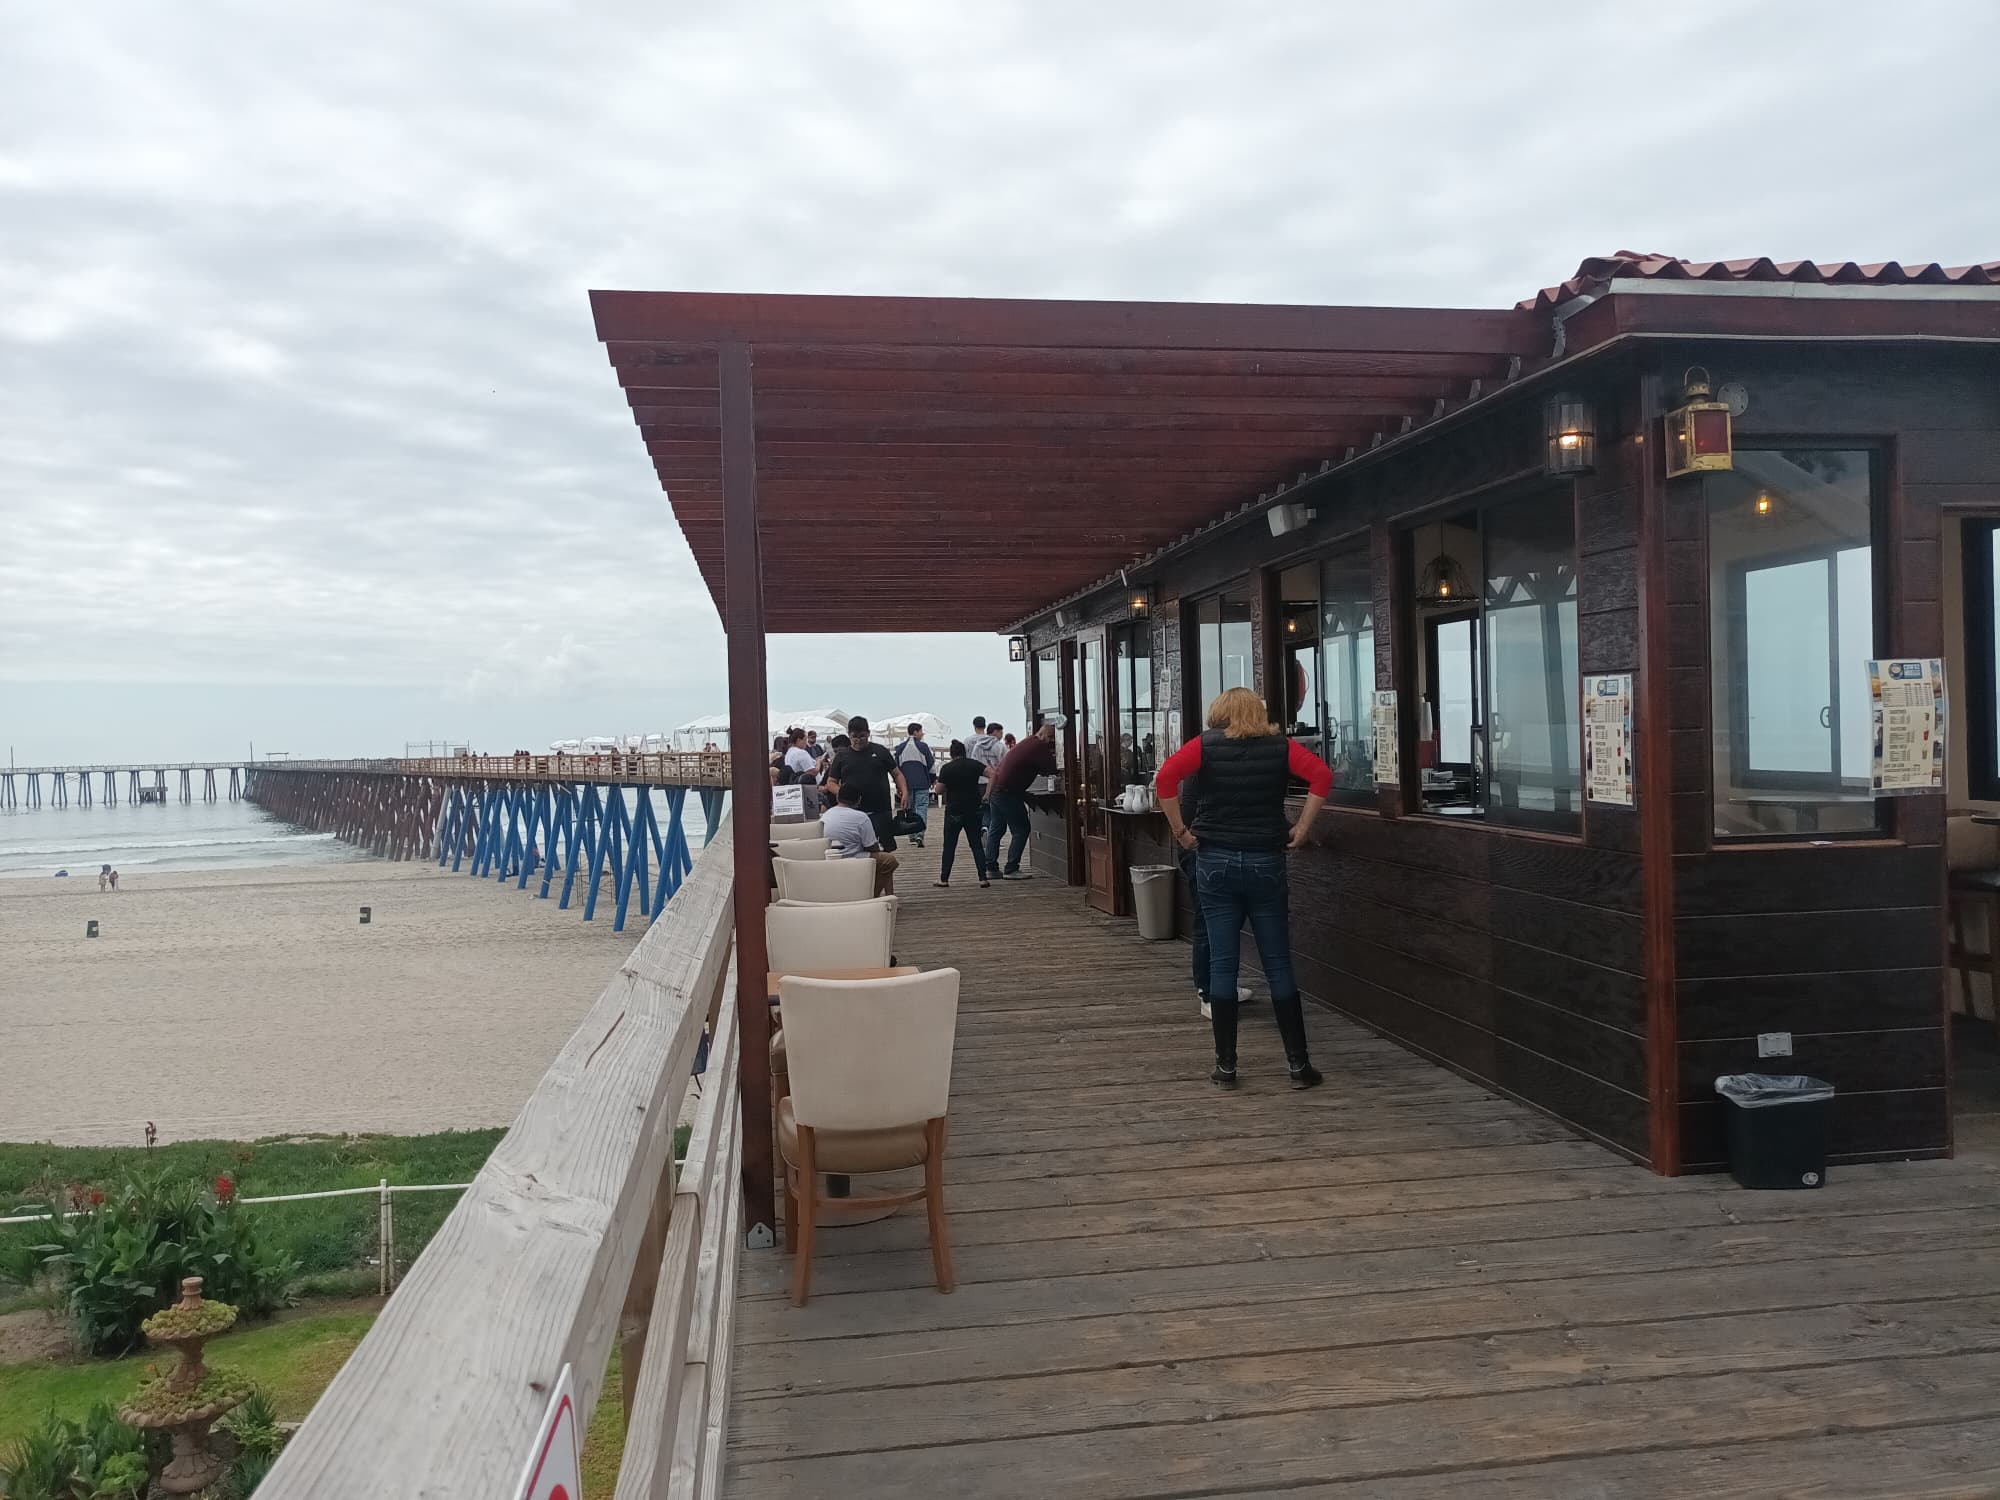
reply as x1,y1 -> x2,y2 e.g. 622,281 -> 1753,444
1272,993 -> 1323,1090
1208,995 -> 1239,1089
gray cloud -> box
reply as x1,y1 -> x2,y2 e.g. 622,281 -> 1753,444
2,1 -> 1995,752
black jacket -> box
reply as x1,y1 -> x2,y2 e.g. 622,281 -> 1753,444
1191,731 -> 1292,851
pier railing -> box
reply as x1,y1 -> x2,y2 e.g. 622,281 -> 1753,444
259,826 -> 743,1499
264,753 -> 734,786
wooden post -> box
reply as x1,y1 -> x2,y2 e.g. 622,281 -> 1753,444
719,339 -> 775,1239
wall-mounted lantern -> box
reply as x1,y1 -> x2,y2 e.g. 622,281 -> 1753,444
1544,393 -> 1597,476
1665,367 -> 1734,478
1008,635 -> 1027,662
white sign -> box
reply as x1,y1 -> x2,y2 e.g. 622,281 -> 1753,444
513,1363 -> 581,1500
771,784 -> 805,818
1583,674 -> 1635,807
1869,658 -> 1946,796
1372,690 -> 1399,786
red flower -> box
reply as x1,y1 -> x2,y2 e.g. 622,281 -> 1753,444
214,1174 -> 236,1204
88,1188 -> 106,1207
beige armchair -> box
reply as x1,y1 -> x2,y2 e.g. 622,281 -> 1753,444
766,897 -> 895,972
776,969 -> 960,1306
771,836 -> 833,860
773,857 -> 878,903
769,819 -> 824,842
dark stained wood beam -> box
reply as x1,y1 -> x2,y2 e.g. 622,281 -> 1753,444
719,340 -> 775,1236
605,341 -> 1524,380
591,290 -> 1535,355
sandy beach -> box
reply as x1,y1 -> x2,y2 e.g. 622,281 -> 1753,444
1,861 -> 640,1145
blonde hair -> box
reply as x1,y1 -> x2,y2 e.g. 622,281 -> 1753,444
1205,686 -> 1279,739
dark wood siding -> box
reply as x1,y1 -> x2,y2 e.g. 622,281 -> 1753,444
1654,346 -> 1992,1167
1283,810 -> 1651,1160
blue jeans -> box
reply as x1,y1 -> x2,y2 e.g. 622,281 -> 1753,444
1195,846 -> 1297,1005
904,781 -> 930,837
1179,847 -> 1210,995
984,789 -> 1031,874
940,808 -> 990,882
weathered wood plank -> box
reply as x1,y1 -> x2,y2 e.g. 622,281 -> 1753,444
739,1178 -> 1996,1308
735,1237 -> 2000,1393
733,1290 -> 2000,1461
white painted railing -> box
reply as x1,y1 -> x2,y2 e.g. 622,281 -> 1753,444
258,827 -> 744,1499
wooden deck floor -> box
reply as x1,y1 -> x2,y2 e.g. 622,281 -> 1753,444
727,844 -> 2000,1499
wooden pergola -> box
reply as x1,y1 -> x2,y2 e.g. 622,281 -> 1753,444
589,288 -> 1547,1233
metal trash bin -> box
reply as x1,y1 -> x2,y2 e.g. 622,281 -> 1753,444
1714,1073 -> 1834,1189
1131,864 -> 1177,940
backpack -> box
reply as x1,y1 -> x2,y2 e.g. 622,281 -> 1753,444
773,753 -> 798,786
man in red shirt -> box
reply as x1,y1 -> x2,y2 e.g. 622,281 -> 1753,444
983,719 -> 1058,879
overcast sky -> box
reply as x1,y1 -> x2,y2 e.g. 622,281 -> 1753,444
3,2 -> 1994,764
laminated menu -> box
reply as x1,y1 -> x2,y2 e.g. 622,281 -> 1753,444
1868,658 -> 1946,795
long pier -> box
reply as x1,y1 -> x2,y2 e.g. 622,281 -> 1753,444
0,763 -> 245,809
246,754 -> 733,932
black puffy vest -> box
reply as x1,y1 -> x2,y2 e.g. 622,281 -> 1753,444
1191,731 -> 1292,851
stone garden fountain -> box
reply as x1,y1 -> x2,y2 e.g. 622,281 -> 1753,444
119,1277 -> 252,1494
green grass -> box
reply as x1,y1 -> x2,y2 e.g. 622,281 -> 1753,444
3,1309 -> 632,1491
0,1309 -> 377,1446
0,1131 -> 504,1289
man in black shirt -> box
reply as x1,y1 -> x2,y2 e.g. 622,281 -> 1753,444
825,715 -> 907,851
932,739 -> 992,887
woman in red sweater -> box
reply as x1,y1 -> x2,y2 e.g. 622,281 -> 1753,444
1155,687 -> 1332,1090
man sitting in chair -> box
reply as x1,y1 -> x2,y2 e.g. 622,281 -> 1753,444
822,781 -> 899,896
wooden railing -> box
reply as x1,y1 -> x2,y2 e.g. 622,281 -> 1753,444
259,827 -> 744,1499
257,753 -> 734,787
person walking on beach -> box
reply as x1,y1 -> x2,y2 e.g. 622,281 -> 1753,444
966,717 -> 1005,835
108,869 -> 119,891
1155,686 -> 1331,1091
99,864 -> 110,892
984,719 -> 1057,879
892,722 -> 934,846
932,740 -> 992,888
822,782 -> 899,896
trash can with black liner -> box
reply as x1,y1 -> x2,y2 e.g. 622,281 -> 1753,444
1714,1073 -> 1834,1189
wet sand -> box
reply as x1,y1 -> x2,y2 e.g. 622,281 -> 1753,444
1,862 -> 639,1145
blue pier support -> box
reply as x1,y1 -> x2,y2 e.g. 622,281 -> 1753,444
700,788 -> 724,845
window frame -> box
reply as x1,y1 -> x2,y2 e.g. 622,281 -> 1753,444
1707,444 -> 1887,844
1964,518 -> 2000,802
1400,484 -> 1584,835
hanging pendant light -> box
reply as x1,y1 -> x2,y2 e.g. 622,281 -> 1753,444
1417,521 -> 1471,604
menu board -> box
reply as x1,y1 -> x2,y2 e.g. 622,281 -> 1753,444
1583,674 -> 1635,807
1868,658 -> 1946,795
1371,690 -> 1399,786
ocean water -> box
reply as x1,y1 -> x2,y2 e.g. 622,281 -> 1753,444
0,786 -> 723,880
0,797 -> 368,879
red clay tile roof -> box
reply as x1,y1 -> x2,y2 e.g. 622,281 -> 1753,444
1521,250 -> 2000,311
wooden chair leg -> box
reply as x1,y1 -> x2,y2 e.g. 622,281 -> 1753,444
923,1118 -> 955,1295
782,1165 -> 798,1254
790,1127 -> 818,1307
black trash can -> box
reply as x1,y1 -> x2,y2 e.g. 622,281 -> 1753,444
1714,1074 -> 1834,1189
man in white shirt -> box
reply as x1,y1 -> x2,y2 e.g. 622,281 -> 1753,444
781,728 -> 819,811
965,717 -> 1006,834
822,782 -> 898,895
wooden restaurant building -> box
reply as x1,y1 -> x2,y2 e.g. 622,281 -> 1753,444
592,250 -> 2000,1204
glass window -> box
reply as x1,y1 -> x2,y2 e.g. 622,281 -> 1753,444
1194,585 -> 1255,725
1115,623 -> 1156,779
1711,450 -> 1878,838
1484,494 -> 1580,827
1034,647 -> 1064,769
1320,540 -> 1377,803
